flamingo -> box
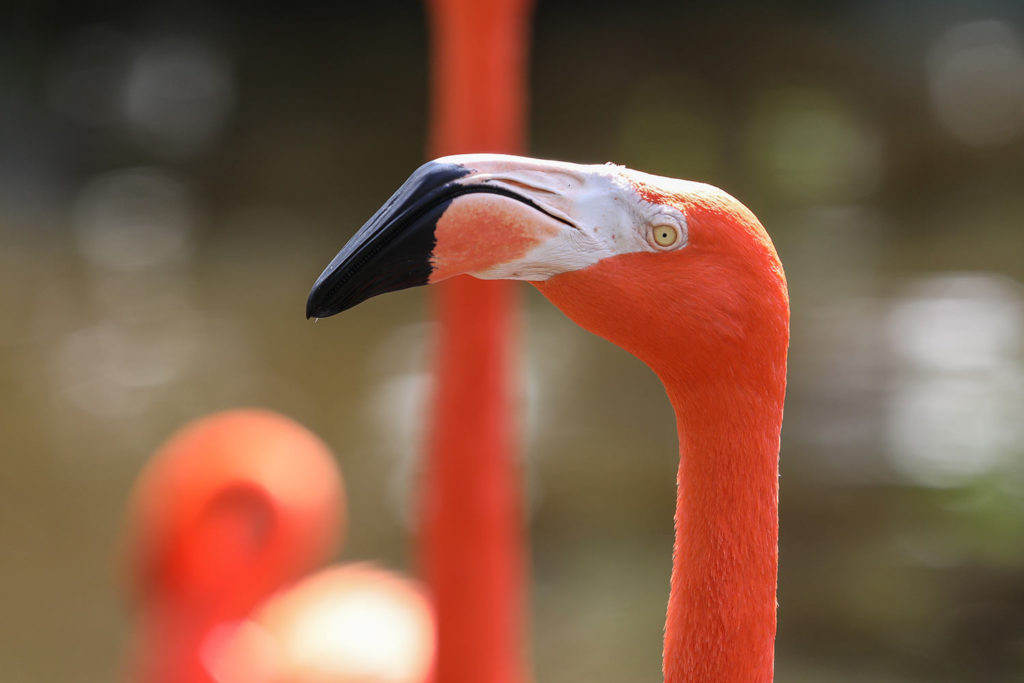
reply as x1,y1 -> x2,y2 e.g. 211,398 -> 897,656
306,154 -> 790,682
420,1 -> 533,681
122,409 -> 436,683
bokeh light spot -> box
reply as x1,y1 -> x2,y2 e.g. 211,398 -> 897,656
927,19 -> 1024,147
122,36 -> 234,159
885,273 -> 1024,486
746,87 -> 883,204
72,167 -> 195,271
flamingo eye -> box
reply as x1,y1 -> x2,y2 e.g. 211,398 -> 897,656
651,224 -> 679,248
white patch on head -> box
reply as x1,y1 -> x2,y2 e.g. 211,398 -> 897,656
436,154 -> 690,281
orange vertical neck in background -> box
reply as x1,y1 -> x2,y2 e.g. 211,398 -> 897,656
423,2 -> 534,683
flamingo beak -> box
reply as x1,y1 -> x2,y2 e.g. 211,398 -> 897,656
306,154 -> 591,318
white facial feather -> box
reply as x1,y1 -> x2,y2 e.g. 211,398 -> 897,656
438,154 -> 689,281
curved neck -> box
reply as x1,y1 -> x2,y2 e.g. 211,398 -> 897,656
529,191 -> 789,682
661,356 -> 785,683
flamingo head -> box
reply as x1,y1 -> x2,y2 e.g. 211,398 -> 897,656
307,154 -> 787,379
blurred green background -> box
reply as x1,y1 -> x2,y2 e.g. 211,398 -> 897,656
3,1 -> 1024,680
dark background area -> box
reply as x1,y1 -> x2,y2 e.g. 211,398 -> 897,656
2,1 -> 1023,680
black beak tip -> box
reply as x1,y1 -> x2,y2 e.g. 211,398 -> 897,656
303,160 -> 475,322
304,296 -> 321,320
305,281 -> 346,320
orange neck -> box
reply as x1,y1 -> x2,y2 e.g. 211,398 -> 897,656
534,234 -> 788,682
661,365 -> 783,682
424,1 -> 534,682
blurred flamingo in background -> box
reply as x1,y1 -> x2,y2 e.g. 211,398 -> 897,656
127,4 -> 535,681
307,154 -> 790,682
122,409 -> 435,683
419,1 -> 533,682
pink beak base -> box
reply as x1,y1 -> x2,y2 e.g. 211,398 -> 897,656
429,192 -> 562,283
